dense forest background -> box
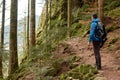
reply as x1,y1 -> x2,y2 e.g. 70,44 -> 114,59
0,0 -> 120,80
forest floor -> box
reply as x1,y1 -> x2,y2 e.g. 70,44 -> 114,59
54,27 -> 120,80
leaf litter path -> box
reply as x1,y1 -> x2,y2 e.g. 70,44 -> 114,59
63,37 -> 120,80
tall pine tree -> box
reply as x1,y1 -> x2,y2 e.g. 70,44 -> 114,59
9,0 -> 18,75
27,0 -> 30,58
0,0 -> 6,78
30,0 -> 36,47
98,0 -> 104,22
67,0 -> 72,38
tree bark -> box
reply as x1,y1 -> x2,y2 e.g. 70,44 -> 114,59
9,0 -> 18,75
23,17 -> 27,54
98,0 -> 104,22
30,0 -> 36,47
67,0 -> 72,38
95,0 -> 98,13
0,0 -> 5,78
1,0 -> 5,49
27,0 -> 30,57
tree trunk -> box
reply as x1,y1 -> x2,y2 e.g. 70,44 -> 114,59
67,0 -> 72,38
23,17 -> 27,54
98,0 -> 104,22
0,0 -> 5,78
95,0 -> 98,13
30,0 -> 36,47
45,0 -> 48,52
9,0 -> 18,75
27,0 -> 30,57
1,0 -> 5,49
0,52 -> 2,78
49,0 -> 52,53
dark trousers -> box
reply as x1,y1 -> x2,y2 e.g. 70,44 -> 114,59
93,41 -> 101,69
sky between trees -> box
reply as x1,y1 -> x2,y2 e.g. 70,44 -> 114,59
0,0 -> 45,51
0,0 -> 45,26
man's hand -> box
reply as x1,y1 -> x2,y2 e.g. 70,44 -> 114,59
88,42 -> 92,50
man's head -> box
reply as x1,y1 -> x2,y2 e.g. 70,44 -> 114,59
92,13 -> 98,19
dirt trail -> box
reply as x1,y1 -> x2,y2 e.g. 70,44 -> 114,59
63,36 -> 120,80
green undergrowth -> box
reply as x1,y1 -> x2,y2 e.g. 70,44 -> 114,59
12,44 -> 97,80
106,24 -> 118,33
109,37 -> 120,45
59,64 -> 98,80
104,0 -> 120,11
107,7 -> 120,18
7,62 -> 31,80
42,55 -> 80,75
104,0 -> 120,18
106,30 -> 120,51
38,54 -> 98,80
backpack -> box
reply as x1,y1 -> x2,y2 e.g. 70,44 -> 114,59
95,21 -> 107,47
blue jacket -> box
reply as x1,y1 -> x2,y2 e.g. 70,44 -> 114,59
89,18 -> 100,42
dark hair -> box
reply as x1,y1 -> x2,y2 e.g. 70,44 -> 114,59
92,14 -> 98,19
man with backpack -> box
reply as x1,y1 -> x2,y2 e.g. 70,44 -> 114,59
88,13 -> 107,70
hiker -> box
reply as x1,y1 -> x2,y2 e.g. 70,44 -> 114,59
88,14 -> 102,70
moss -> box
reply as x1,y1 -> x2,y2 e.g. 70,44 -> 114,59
71,23 -> 82,36
59,73 -> 68,80
106,25 -> 118,33
37,0 -> 92,46
104,0 -> 120,11
44,59 -> 65,76
7,68 -> 30,80
79,24 -> 90,37
108,37 -> 120,47
107,7 -> 120,18
59,64 -> 98,80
